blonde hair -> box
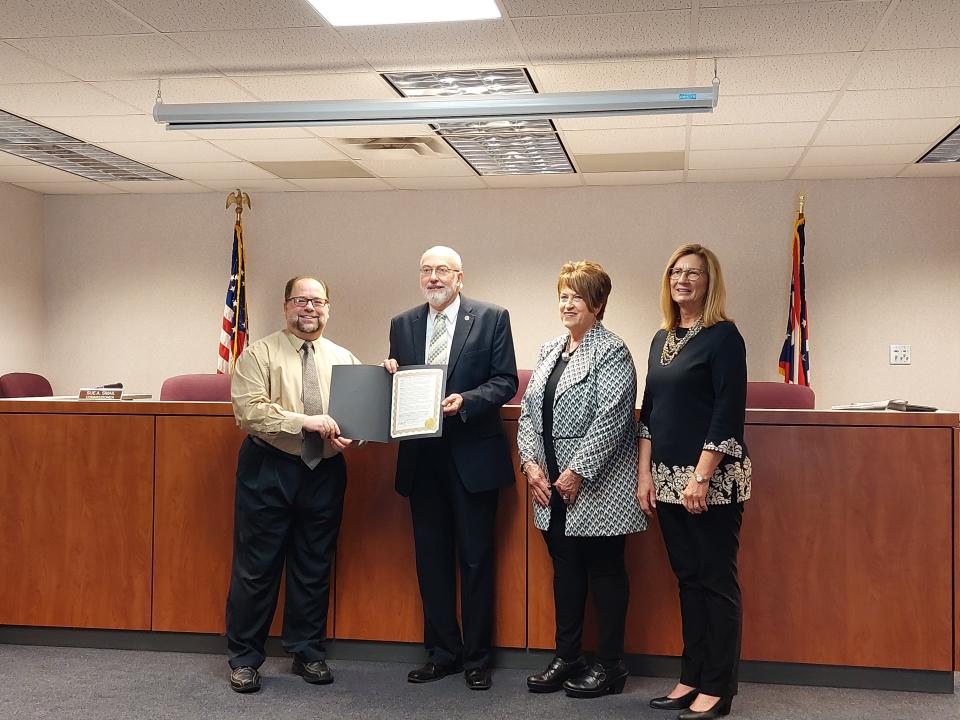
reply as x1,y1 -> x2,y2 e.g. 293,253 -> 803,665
557,260 -> 612,320
659,244 -> 731,329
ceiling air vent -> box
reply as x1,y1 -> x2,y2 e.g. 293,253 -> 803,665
334,136 -> 452,159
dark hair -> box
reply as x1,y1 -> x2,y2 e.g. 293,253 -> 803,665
284,276 -> 329,301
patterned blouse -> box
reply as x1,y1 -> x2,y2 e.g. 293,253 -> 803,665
638,320 -> 751,505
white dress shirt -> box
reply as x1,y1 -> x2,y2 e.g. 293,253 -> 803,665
424,294 -> 460,365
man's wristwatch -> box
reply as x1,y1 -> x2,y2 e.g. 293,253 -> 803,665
694,471 -> 707,485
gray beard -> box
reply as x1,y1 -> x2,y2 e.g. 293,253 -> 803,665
423,286 -> 455,307
296,316 -> 322,334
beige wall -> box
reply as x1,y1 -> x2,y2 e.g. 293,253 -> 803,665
0,182 -> 44,381
41,177 -> 960,410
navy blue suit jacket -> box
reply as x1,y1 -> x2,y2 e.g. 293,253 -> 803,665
389,296 -> 518,495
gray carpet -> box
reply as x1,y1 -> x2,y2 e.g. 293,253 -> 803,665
0,645 -> 957,720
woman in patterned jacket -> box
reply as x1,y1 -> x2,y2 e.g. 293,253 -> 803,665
518,260 -> 647,698
637,244 -> 750,720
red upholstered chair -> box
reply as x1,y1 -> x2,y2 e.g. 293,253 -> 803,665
160,373 -> 232,402
746,381 -> 815,409
0,372 -> 53,398
508,369 -> 533,406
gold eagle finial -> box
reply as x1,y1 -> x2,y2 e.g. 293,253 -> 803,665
226,189 -> 251,221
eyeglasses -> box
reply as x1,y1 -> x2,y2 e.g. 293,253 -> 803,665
419,265 -> 460,278
286,296 -> 329,308
668,267 -> 706,281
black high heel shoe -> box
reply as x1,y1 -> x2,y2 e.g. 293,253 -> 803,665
562,662 -> 629,698
677,696 -> 733,719
649,687 -> 698,710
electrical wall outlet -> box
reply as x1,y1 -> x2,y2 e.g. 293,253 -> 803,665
889,344 -> 911,365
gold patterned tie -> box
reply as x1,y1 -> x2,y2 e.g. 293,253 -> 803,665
301,341 -> 325,469
427,312 -> 449,365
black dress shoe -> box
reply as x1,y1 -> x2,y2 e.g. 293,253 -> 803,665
677,697 -> 733,719
526,656 -> 588,693
292,655 -> 334,685
407,662 -> 462,683
562,662 -> 629,698
464,668 -> 492,690
650,688 -> 699,710
229,666 -> 261,693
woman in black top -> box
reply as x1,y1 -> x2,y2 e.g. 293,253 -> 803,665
636,244 -> 750,720
517,261 -> 646,698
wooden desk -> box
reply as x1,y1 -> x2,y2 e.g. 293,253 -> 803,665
0,400 -> 956,678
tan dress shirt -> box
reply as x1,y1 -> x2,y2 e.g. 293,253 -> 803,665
231,329 -> 362,459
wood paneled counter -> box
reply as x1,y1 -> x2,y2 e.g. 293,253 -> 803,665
1,400 -> 957,684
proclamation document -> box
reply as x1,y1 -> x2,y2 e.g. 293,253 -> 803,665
329,364 -> 446,443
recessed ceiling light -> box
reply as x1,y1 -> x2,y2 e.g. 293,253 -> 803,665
918,122 -> 960,163
306,0 -> 500,26
0,110 -> 176,182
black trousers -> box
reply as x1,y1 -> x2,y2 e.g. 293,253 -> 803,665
409,438 -> 499,670
657,501 -> 744,697
225,437 -> 346,669
542,492 -> 629,667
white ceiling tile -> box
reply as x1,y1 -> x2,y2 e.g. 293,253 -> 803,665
11,181 -> 126,194
106,180 -> 212,193
168,28 -> 366,75
8,35 -> 215,81
483,174 -> 583,188
691,122 -> 817,150
111,0 -> 325,32
875,0 -> 960,51
533,59 -> 690,92
850,48 -> 960,90
0,42 -> 75,83
308,124 -> 436,138
0,0 -> 148,38
815,118 -> 958,147
187,127 -> 314,140
337,21 -> 521,72
0,165 -> 90,182
195,178 -> 304,192
150,161 -> 278,180
694,53 -> 859,95
898,163 -> 960,178
801,144 -> 928,166
208,138 -> 346,162
791,164 -> 905,180
698,2 -> 886,57
356,158 -> 476,178
693,92 -> 836,125
583,170 -> 683,185
513,11 -> 690,63
562,126 -> 686,153
92,77 -> 258,114
0,151 -> 36,166
0,82 -> 141,117
99,141 -> 238,163
290,178 -> 393,191
686,167 -> 790,182
830,88 -> 960,120
504,1 -> 690,15
689,147 -> 803,168
388,176 -> 487,190
233,73 -> 397,102
36,115 -> 188,142
557,115 -> 688,130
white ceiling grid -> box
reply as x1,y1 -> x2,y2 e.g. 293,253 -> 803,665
0,0 -> 957,194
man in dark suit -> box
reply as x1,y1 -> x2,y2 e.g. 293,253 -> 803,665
383,245 -> 518,691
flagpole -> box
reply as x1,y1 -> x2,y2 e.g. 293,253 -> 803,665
225,189 -> 251,370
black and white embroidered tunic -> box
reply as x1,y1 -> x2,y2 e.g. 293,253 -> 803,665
638,320 -> 751,505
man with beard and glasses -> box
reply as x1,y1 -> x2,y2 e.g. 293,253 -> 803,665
382,246 -> 518,691
225,276 -> 361,694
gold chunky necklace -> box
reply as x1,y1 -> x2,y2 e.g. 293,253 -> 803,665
660,315 -> 704,365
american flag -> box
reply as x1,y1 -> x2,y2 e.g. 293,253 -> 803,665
778,211 -> 810,385
217,220 -> 249,374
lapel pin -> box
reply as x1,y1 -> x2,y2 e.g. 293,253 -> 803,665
464,315 -> 470,321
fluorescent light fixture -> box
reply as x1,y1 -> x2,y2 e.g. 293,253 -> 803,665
918,122 -> 960,163
306,0 -> 500,26
0,110 -> 176,181
384,69 -> 535,97
154,84 -> 719,131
